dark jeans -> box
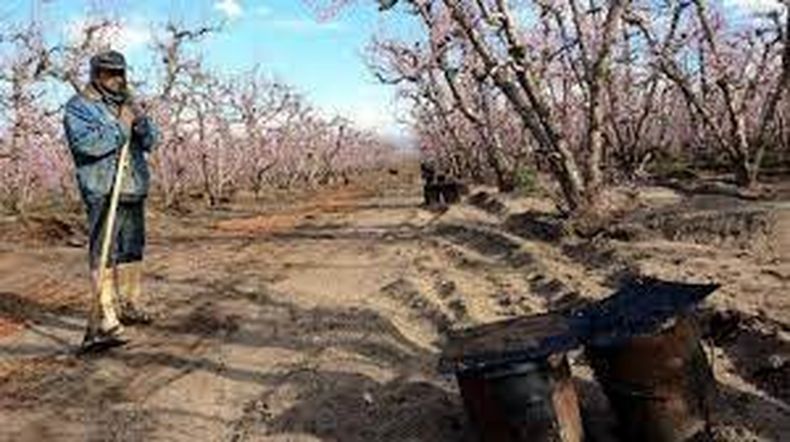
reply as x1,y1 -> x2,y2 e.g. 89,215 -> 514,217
85,197 -> 146,269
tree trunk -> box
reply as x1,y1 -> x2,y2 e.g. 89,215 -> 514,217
553,144 -> 587,212
734,154 -> 756,188
732,116 -> 755,188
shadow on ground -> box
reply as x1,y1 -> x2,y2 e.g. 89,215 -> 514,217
702,309 -> 790,405
254,371 -> 468,442
0,274 -> 467,441
503,211 -> 566,243
0,291 -> 84,333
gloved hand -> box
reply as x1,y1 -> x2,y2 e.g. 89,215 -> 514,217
132,115 -> 152,137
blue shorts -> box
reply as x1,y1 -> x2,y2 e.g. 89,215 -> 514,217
85,197 -> 146,269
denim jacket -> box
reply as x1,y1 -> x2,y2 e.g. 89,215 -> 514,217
63,89 -> 159,203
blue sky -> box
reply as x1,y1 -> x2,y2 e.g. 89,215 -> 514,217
1,0 -> 417,141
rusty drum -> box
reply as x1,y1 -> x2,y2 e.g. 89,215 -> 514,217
587,315 -> 715,442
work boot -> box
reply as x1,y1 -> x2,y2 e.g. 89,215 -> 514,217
80,323 -> 127,354
81,269 -> 127,353
116,261 -> 153,326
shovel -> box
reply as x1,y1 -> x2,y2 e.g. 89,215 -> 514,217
81,134 -> 132,353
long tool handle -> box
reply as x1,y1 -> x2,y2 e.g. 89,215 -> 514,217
97,137 -> 131,306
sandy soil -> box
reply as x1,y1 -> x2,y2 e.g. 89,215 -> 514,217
0,169 -> 787,441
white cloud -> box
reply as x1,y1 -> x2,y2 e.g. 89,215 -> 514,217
726,0 -> 785,13
112,23 -> 151,51
268,18 -> 344,32
348,106 -> 392,131
67,17 -> 152,53
214,0 -> 244,20
324,100 -> 406,140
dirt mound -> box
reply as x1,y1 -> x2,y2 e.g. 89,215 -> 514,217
606,202 -> 781,257
434,223 -> 537,269
644,208 -> 775,249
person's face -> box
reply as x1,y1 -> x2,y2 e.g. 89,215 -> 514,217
96,68 -> 126,94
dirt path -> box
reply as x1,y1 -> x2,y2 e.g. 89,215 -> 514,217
0,179 -> 497,441
0,176 -> 788,441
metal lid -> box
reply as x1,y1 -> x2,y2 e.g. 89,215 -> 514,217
575,277 -> 720,348
439,313 -> 580,374
438,278 -> 719,375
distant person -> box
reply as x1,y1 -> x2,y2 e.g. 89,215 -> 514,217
63,50 -> 159,351
420,161 -> 440,206
420,160 -> 436,185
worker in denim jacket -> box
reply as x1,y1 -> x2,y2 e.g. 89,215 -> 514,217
63,50 -> 159,351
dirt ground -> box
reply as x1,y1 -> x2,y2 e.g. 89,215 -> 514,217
0,168 -> 788,441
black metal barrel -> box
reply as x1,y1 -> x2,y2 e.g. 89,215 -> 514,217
457,354 -> 583,442
441,314 -> 584,442
423,183 -> 442,206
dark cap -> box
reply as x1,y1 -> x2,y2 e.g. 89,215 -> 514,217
90,50 -> 127,73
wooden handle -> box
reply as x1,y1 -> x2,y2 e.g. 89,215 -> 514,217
97,138 -> 131,305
